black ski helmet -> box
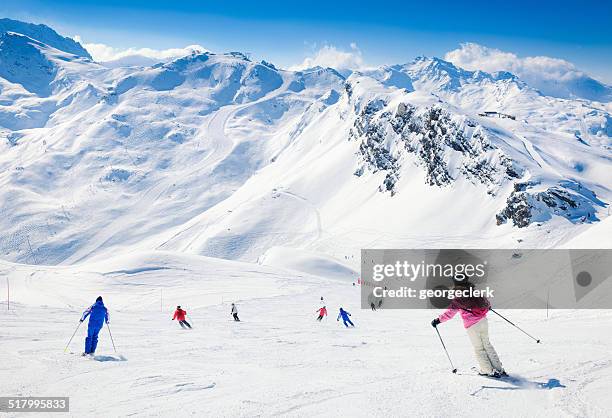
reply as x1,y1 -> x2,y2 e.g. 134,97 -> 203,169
96,296 -> 103,302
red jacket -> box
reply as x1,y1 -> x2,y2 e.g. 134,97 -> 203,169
173,309 -> 187,321
317,307 -> 327,316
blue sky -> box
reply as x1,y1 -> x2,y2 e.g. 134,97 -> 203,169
2,0 -> 611,82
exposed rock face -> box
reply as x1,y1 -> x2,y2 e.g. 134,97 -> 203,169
497,182 -> 602,227
496,192 -> 532,227
351,100 -> 399,194
351,101 -> 522,194
350,99 -> 605,228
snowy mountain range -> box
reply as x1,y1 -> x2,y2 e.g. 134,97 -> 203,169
1,19 -> 611,267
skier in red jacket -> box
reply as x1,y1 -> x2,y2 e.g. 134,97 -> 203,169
172,306 -> 192,329
316,306 -> 327,321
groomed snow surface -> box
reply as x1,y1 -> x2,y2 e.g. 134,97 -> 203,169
1,252 -> 611,417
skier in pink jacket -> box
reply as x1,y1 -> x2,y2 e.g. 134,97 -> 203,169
431,281 -> 506,378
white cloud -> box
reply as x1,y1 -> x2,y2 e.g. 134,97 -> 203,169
289,43 -> 364,72
73,35 -> 207,64
444,43 -> 610,101
445,43 -> 579,82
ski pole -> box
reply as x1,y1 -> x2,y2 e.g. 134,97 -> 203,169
64,321 -> 82,353
434,327 -> 457,373
490,309 -> 541,343
107,323 -> 117,352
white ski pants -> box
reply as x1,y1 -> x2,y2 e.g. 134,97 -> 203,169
466,317 -> 503,374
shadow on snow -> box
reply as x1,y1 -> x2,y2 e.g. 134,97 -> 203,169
92,354 -> 127,362
468,375 -> 565,396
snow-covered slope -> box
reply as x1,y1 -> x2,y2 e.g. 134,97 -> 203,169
157,70 -> 611,263
0,21 -> 610,267
0,18 -> 91,58
0,39 -> 344,264
1,253 -> 611,416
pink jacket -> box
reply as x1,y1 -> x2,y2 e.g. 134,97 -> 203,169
438,299 -> 490,329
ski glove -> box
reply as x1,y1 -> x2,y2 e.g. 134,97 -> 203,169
431,318 -> 441,328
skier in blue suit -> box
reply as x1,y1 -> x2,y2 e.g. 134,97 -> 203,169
337,307 -> 355,327
80,296 -> 109,355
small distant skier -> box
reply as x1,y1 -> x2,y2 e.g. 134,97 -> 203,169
431,280 -> 506,378
320,296 -> 325,306
337,307 -> 354,327
231,303 -> 240,321
368,292 -> 377,311
80,296 -> 109,356
172,305 -> 192,329
316,306 -> 327,321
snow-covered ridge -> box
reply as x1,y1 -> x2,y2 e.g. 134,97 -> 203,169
445,42 -> 612,103
403,56 -> 525,92
0,20 -> 610,265
0,18 -> 91,58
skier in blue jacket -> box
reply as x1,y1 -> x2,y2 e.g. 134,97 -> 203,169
80,296 -> 109,355
337,307 -> 355,327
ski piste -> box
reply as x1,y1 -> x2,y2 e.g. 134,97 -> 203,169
3,255 -> 609,416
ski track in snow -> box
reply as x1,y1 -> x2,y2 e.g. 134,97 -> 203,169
61,76 -> 293,266
518,134 -> 564,179
61,181 -> 173,265
277,190 -> 323,240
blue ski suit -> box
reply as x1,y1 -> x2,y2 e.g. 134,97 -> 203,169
81,300 -> 109,354
337,308 -> 354,327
